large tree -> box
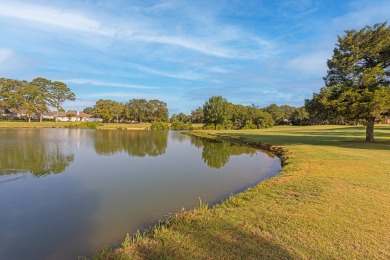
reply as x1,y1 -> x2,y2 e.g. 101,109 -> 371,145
191,107 -> 204,123
308,22 -> 390,142
203,96 -> 232,130
48,81 -> 76,122
30,77 -> 52,122
94,99 -> 124,123
125,99 -> 148,123
0,78 -> 23,112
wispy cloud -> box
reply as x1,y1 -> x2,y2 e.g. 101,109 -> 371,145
61,79 -> 159,90
332,2 -> 390,29
0,1 -> 109,35
0,48 -> 13,64
285,51 -> 330,75
0,1 -> 276,59
131,64 -> 204,80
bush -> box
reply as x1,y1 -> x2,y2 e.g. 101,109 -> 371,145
170,120 -> 193,130
150,121 -> 169,130
65,122 -> 103,129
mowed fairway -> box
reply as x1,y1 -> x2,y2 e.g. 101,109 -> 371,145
111,125 -> 390,260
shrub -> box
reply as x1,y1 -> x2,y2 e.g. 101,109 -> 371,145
150,121 -> 169,130
171,120 -> 193,130
65,122 -> 103,129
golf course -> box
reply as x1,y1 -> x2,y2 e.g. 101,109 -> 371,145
99,125 -> 390,259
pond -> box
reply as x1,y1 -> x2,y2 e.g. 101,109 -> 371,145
0,129 -> 281,259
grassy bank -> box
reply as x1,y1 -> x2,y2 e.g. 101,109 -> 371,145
99,125 -> 390,259
0,121 -> 150,130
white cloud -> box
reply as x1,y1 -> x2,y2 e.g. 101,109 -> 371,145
0,1 -> 276,59
62,79 -> 159,90
0,48 -> 36,75
84,92 -> 176,101
0,1 -> 109,35
0,48 -> 13,63
332,2 -> 390,29
131,64 -> 204,80
285,51 -> 330,75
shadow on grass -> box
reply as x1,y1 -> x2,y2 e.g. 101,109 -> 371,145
222,126 -> 390,151
133,216 -> 296,260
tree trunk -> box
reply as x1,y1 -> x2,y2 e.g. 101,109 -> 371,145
365,117 -> 375,143
214,122 -> 217,130
40,113 -> 43,123
56,109 -> 59,123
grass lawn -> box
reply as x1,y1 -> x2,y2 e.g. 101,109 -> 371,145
101,125 -> 390,259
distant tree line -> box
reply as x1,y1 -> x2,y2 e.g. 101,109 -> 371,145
168,97 -> 309,130
0,77 -> 75,122
84,98 -> 169,123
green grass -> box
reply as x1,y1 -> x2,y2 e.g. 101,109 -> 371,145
96,123 -> 151,130
101,125 -> 390,260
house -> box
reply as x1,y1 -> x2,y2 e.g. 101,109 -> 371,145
385,116 -> 390,124
43,111 -> 93,122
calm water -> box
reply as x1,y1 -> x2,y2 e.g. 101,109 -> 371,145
0,129 -> 281,259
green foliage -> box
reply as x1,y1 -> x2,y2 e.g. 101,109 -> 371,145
66,122 -> 103,129
170,120 -> 193,130
150,121 -> 169,130
291,107 -> 309,125
170,112 -> 191,123
264,104 -> 297,125
243,119 -> 257,129
83,107 -> 95,115
307,22 -> 390,142
203,96 -> 232,130
0,77 -> 75,123
191,107 -> 204,123
94,99 -> 124,123
125,99 -> 168,123
121,233 -> 131,248
48,81 -> 76,122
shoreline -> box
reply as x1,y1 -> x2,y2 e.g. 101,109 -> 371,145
96,125 -> 390,259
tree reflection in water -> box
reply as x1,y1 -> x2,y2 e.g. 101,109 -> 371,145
94,130 -> 168,157
0,129 -> 74,176
190,137 -> 258,169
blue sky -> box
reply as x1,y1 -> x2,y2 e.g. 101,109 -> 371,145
0,0 -> 389,114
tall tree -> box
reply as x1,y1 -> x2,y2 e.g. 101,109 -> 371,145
191,107 -> 204,123
18,80 -> 43,122
147,99 -> 169,122
125,99 -> 148,123
308,22 -> 390,142
48,81 -> 76,122
264,104 -> 284,125
83,107 -> 95,115
30,77 -> 51,122
94,99 -> 122,123
291,107 -> 309,126
0,78 -> 22,113
111,101 -> 125,123
203,96 -> 232,130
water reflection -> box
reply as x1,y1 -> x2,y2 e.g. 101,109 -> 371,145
0,129 -> 281,259
94,130 -> 168,157
0,129 -> 74,176
189,136 -> 257,169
